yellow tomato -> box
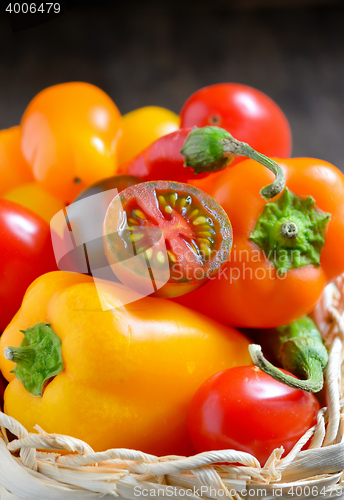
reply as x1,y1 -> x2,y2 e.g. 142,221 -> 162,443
2,182 -> 65,224
21,82 -> 123,203
118,106 -> 180,165
0,126 -> 33,195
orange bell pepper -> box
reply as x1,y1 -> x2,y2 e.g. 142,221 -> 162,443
177,127 -> 344,328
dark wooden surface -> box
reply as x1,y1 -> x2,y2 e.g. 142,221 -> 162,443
1,1 -> 344,169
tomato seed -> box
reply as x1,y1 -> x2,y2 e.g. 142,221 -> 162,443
128,217 -> 139,225
132,209 -> 146,220
130,233 -> 144,242
189,209 -> 199,220
167,250 -> 177,263
193,216 -> 207,226
156,251 -> 165,264
145,248 -> 153,259
170,193 -> 178,207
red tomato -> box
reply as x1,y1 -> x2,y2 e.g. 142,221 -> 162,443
0,200 -> 58,332
181,83 -> 292,165
188,366 -> 320,466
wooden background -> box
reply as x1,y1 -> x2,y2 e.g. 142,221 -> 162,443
0,0 -> 344,169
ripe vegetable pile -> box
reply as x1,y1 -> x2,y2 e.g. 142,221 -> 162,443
0,81 -> 342,466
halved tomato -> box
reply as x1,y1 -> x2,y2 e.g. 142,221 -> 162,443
103,181 -> 232,298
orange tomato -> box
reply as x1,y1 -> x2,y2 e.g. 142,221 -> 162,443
176,157 -> 344,328
0,126 -> 33,195
118,106 -> 180,165
2,182 -> 65,224
21,82 -> 122,203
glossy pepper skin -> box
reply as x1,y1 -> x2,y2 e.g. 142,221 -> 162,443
20,82 -> 123,203
0,271 -> 252,456
176,157 -> 344,328
118,128 -> 208,182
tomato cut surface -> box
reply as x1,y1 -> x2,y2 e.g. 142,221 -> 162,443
103,181 -> 232,298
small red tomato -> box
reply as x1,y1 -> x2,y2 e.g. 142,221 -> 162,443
0,199 -> 58,332
181,83 -> 292,161
188,366 -> 320,466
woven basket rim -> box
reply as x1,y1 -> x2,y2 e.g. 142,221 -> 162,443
0,279 -> 344,499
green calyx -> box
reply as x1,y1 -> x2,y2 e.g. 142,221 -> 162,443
181,126 -> 286,200
249,316 -> 328,393
5,322 -> 64,397
250,187 -> 331,275
277,316 -> 328,378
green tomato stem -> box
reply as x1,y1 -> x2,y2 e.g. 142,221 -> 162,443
181,126 -> 286,200
249,344 -> 324,393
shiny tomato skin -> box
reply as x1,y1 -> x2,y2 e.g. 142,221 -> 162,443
118,106 -> 180,165
21,82 -> 122,203
188,366 -> 320,466
181,83 -> 292,163
2,182 -> 65,224
0,199 -> 58,332
0,126 -> 33,196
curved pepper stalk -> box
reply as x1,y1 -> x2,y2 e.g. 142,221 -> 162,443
181,126 -> 286,200
249,316 -> 328,393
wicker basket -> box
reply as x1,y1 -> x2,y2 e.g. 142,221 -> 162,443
1,281 -> 344,500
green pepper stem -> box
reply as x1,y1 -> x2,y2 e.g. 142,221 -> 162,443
181,126 -> 286,200
223,138 -> 286,200
4,346 -> 35,369
249,344 -> 324,393
280,221 -> 299,239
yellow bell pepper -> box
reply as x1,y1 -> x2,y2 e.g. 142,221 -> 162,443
0,271 -> 251,456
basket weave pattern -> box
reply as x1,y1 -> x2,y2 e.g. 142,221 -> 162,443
1,281 -> 344,499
